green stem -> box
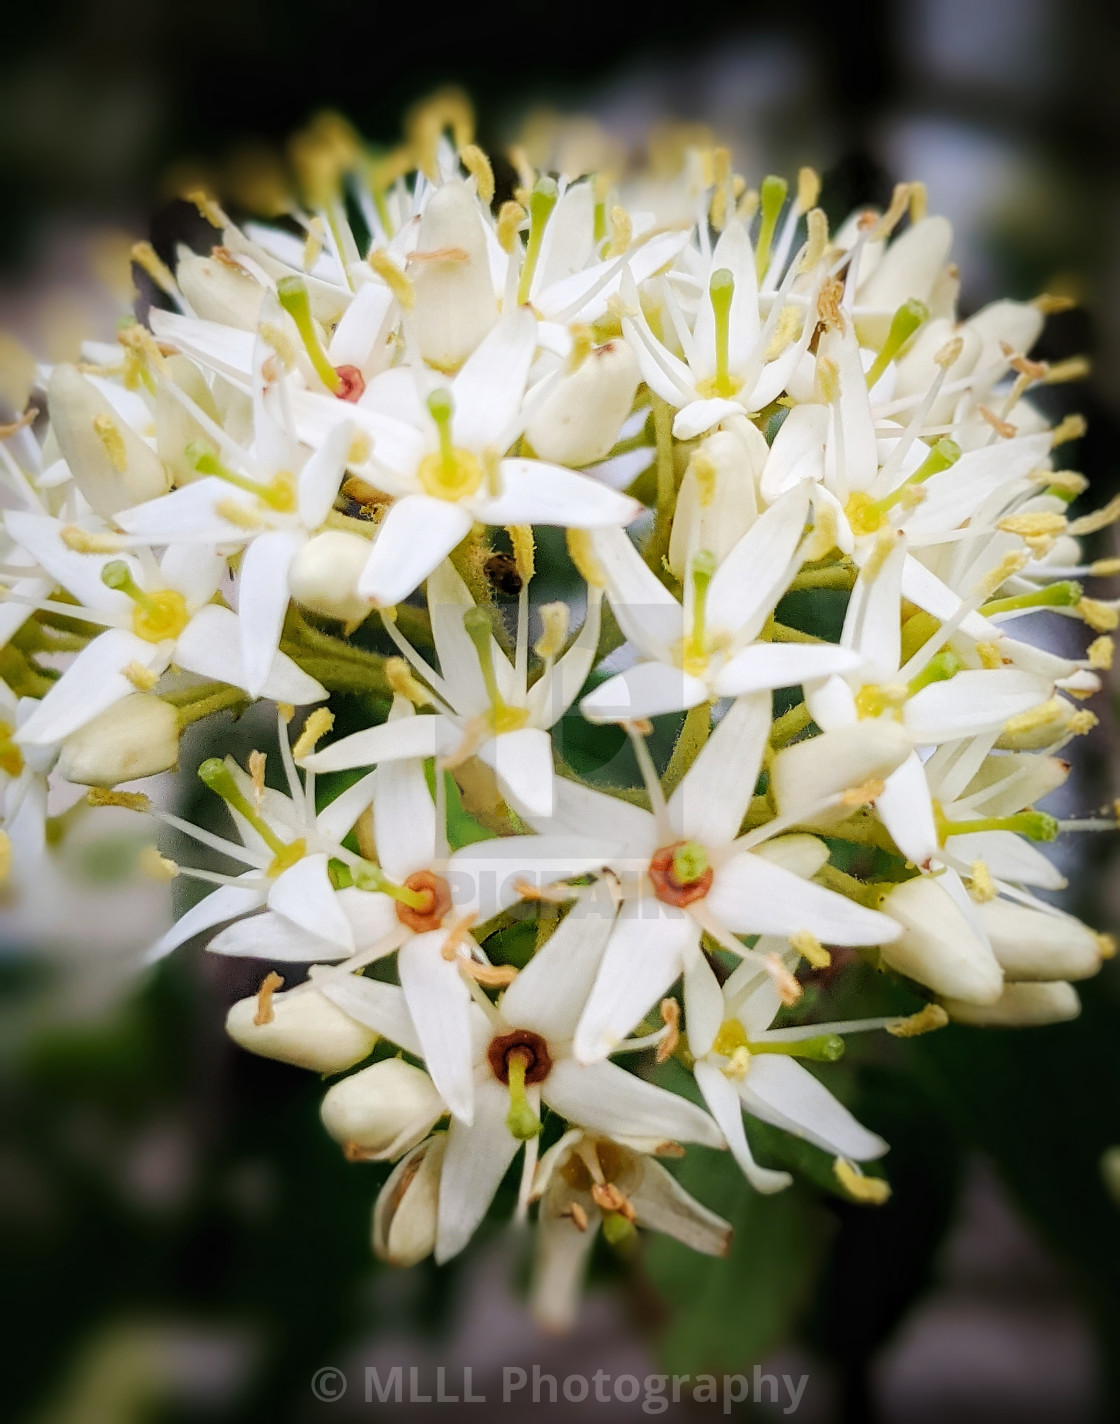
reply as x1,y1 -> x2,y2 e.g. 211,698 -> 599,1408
663,702 -> 711,796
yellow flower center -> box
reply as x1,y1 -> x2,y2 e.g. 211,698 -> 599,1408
416,447 -> 484,501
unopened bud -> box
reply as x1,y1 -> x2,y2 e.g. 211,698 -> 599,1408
941,979 -> 1080,1027
289,531 -> 373,624
226,984 -> 377,1074
770,721 -> 911,825
524,339 -> 640,466
411,181 -> 496,370
878,877 -> 1004,1005
979,900 -> 1103,982
176,252 -> 265,329
320,1057 -> 445,1160
668,425 -> 767,580
373,1134 -> 447,1266
49,364 -> 169,515
58,694 -> 180,787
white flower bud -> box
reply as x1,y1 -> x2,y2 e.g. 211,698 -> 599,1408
978,900 -> 1102,982
49,364 -> 169,515
411,181 -> 496,370
524,340 -> 640,467
372,1134 -> 446,1267
226,985 -> 377,1074
770,721 -> 912,825
156,356 -> 222,486
320,1057 -> 445,1160
879,877 -> 1004,1005
58,694 -> 180,786
854,216 -> 953,345
176,253 -> 266,329
941,980 -> 1080,1027
752,833 -> 830,879
289,531 -> 372,624
965,298 -> 1045,372
668,424 -> 766,579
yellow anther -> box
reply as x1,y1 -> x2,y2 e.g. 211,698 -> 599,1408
123,661 -> 159,691
724,1047 -> 752,1080
688,451 -> 718,509
184,189 -> 228,228
248,749 -> 267,804
459,958 -> 518,987
277,704 -> 295,723
841,778 -> 885,806
1051,413 -> 1087,448
1079,597 -> 1119,632
533,602 -> 570,662
140,844 -> 178,881
86,788 -> 150,812
1043,356 -> 1090,385
977,641 -> 1005,669
967,860 -> 997,902
509,525 -> 535,584
908,182 -> 928,222
292,708 -> 334,762
566,529 -> 606,588
656,998 -> 681,1064
1043,470 -> 1089,498
564,325 -> 593,374
607,205 -> 632,256
301,217 -> 325,273
130,241 -> 177,297
1095,932 -> 1117,960
366,250 -> 416,308
796,166 -> 820,213
887,1003 -> 950,1037
459,143 -> 495,204
870,182 -> 911,242
799,207 -> 829,272
258,322 -> 299,371
253,971 -> 285,1026
386,657 -> 433,707
214,498 -> 263,529
0,830 -> 10,884
1033,292 -> 1077,314
835,1157 -> 892,1203
801,502 -> 839,563
765,952 -> 803,1007
997,512 -> 1067,540
816,354 -> 840,402
976,550 -> 1030,599
736,188 -> 760,222
765,305 -> 803,361
60,525 -> 125,554
979,406 -> 1017,440
92,414 -> 127,472
496,200 -> 526,253
790,930 -> 831,969
1068,493 -> 1120,536
934,335 -> 964,369
1070,710 -> 1099,735
1088,636 -> 1114,670
709,186 -> 728,233
406,87 -> 474,178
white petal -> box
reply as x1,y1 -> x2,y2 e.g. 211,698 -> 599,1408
373,750 -> 438,883
672,398 -> 744,441
116,478 -> 257,544
208,909 -> 347,961
669,692 -> 769,846
450,308 -> 536,452
525,589 -> 602,729
706,484 -> 809,644
16,630 -> 167,745
904,670 -> 1052,742
313,969 -> 422,1056
477,726 -> 555,818
876,752 -> 940,868
573,903 -> 698,1062
944,831 -> 1066,889
525,776 -> 658,864
297,419 -> 352,528
629,1158 -> 732,1256
358,496 -> 472,607
398,930 -> 476,1123
435,1079 -> 520,1262
267,853 -> 354,950
544,1058 -> 724,1149
447,835 -> 618,924
740,1054 -> 887,1160
160,543 -> 226,609
174,603 -> 325,705
301,712 -> 458,771
470,459 -> 641,528
498,886 -> 617,1041
3,511 -> 128,615
712,642 -> 863,698
694,1060 -> 792,1193
580,661 -> 709,723
683,949 -> 724,1058
707,851 -> 899,945
238,529 -> 305,697
591,525 -> 683,660
146,880 -> 265,963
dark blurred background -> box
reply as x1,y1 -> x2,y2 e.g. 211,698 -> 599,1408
3,2 -> 1120,1421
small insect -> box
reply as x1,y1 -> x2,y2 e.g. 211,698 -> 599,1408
484,552 -> 523,597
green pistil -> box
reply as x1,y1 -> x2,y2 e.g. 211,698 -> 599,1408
709,268 -> 735,395
505,1050 -> 543,1140
865,298 -> 929,388
909,436 -> 961,484
462,606 -> 524,731
754,174 -> 788,279
906,649 -> 961,698
517,175 -> 559,306
980,581 -> 1082,617
276,274 -> 343,395
197,756 -> 304,871
427,389 -> 456,476
351,860 -> 429,910
602,1212 -> 637,1248
101,560 -> 161,617
672,840 -> 710,885
939,808 -> 1059,843
185,442 -> 294,512
686,550 -> 716,666
749,1034 -> 846,1063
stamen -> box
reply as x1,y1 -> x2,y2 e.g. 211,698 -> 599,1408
790,929 -> 831,969
754,175 -> 788,279
886,1004 -> 949,1037
275,274 -> 344,395
834,1158 -> 891,1204
253,971 -> 284,1025
656,998 -> 681,1064
708,269 -> 736,396
292,708 -> 334,761
865,299 -> 929,388
517,175 -> 559,305
197,757 -> 305,874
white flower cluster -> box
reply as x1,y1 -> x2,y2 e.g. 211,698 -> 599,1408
2,98 -> 1116,1327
